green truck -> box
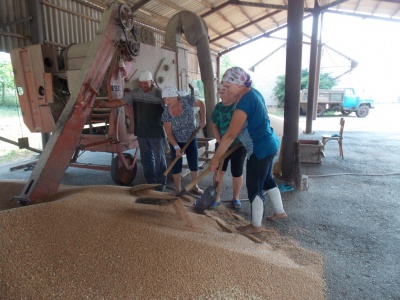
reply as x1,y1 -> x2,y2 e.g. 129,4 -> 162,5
299,88 -> 374,118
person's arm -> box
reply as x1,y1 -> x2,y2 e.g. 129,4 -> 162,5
195,99 -> 206,128
209,109 -> 247,172
163,121 -> 182,157
211,122 -> 221,144
98,99 -> 125,108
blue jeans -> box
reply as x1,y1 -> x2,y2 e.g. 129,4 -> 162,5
138,137 -> 167,184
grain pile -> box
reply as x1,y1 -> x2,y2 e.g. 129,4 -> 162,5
0,180 -> 326,299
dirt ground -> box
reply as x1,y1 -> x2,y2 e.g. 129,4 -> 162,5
1,103 -> 400,299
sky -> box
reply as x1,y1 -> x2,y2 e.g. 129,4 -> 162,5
226,13 -> 400,103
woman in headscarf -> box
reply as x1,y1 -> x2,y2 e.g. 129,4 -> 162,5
209,67 -> 287,233
161,86 -> 206,195
209,83 -> 247,210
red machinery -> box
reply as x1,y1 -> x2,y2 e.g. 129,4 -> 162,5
10,4 -> 195,205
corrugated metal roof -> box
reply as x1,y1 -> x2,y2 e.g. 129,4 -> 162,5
1,0 -> 400,54
123,0 -> 400,54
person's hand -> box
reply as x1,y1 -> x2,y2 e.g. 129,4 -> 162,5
199,120 -> 206,128
209,156 -> 219,172
175,148 -> 182,157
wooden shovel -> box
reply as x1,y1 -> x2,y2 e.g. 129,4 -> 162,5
158,126 -> 203,190
194,142 -> 242,213
135,142 -> 243,212
129,126 -> 203,194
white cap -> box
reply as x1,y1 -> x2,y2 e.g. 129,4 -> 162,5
162,86 -> 178,98
139,71 -> 153,81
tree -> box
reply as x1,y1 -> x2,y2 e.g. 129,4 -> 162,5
0,58 -> 18,107
0,60 -> 15,90
273,69 -> 337,107
220,55 -> 234,81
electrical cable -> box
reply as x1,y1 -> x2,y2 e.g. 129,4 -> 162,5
306,172 -> 400,178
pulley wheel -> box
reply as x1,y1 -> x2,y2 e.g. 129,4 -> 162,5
126,40 -> 140,56
118,4 -> 134,31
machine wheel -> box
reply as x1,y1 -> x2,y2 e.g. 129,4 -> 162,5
111,153 -> 137,186
299,107 -> 307,116
118,4 -> 134,30
341,110 -> 351,116
141,27 -> 156,46
316,104 -> 325,117
356,105 -> 369,118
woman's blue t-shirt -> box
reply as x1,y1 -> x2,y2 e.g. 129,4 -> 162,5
236,88 -> 279,159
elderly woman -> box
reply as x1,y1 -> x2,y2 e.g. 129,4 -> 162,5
161,86 -> 206,194
209,67 -> 287,234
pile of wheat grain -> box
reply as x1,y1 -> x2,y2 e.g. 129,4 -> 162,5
0,180 -> 325,299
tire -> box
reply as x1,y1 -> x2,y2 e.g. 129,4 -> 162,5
316,104 -> 325,117
299,107 -> 306,116
111,153 -> 137,186
341,110 -> 351,116
356,105 -> 369,118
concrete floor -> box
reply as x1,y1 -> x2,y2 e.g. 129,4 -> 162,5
1,103 -> 400,299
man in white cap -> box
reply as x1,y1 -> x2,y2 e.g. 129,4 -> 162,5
99,71 -> 167,189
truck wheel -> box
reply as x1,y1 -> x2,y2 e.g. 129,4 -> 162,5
341,110 -> 351,116
300,107 -> 306,116
111,153 -> 137,186
316,104 -> 325,117
356,105 -> 369,118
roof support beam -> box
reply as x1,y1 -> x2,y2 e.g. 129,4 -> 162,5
201,2 -> 231,18
306,0 -> 321,133
27,0 -> 43,44
319,0 -> 350,11
131,0 -> 153,13
218,24 -> 287,56
327,10 -> 400,23
231,0 -> 289,10
0,17 -> 32,30
210,10 -> 281,43
282,0 -> 304,185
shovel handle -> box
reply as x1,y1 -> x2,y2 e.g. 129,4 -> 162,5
162,126 -> 202,179
179,142 -> 243,195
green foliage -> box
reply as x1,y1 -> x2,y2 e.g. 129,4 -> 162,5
220,55 -> 234,80
191,79 -> 205,99
273,69 -> 338,107
0,92 -> 19,108
0,150 -> 18,163
0,60 -> 15,90
0,57 -> 18,108
272,75 -> 286,107
319,72 -> 337,90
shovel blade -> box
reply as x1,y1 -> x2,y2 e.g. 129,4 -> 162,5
194,186 -> 217,214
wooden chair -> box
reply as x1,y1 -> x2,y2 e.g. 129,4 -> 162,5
322,118 -> 345,159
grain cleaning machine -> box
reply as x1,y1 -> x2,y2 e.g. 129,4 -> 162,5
10,3 -> 215,205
